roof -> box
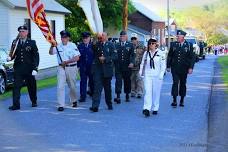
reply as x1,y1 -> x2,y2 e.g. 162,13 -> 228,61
128,24 -> 151,36
0,0 -> 71,14
132,1 -> 164,22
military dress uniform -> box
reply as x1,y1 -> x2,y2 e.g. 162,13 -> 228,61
167,30 -> 195,107
139,46 -> 166,117
78,32 -> 94,102
9,26 -> 39,110
52,33 -> 80,111
131,44 -> 145,98
90,41 -> 117,112
114,39 -> 135,103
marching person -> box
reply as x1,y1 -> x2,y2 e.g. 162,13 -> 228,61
90,32 -> 117,112
130,33 -> 145,98
8,25 -> 39,110
139,38 -> 166,117
114,31 -> 135,103
167,30 -> 195,108
77,32 -> 94,102
49,30 -> 80,111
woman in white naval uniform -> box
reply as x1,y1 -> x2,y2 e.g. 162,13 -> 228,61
139,38 -> 166,117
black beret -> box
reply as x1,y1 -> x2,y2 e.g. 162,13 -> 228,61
81,32 -> 91,38
18,26 -> 28,31
60,30 -> 71,38
120,30 -> 127,36
177,30 -> 187,36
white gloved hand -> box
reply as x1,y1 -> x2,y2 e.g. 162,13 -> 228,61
139,70 -> 142,76
32,70 -> 38,76
7,57 -> 11,62
159,74 -> 164,80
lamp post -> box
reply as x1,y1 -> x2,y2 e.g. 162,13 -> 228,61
167,0 -> 170,50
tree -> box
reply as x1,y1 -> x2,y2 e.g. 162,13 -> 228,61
56,0 -> 135,42
207,33 -> 228,45
159,0 -> 228,45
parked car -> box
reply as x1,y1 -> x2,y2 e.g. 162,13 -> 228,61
185,36 -> 200,62
0,48 -> 14,94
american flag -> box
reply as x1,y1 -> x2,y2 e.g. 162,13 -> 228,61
26,0 -> 56,45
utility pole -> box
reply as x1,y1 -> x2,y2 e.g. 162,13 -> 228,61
167,0 -> 170,50
122,0 -> 128,31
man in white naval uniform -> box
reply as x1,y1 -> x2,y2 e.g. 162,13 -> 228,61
139,38 -> 166,117
49,30 -> 80,111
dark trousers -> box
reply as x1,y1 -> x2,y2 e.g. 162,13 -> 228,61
13,73 -> 37,107
80,68 -> 94,99
115,70 -> 131,94
92,75 -> 112,108
171,71 -> 187,97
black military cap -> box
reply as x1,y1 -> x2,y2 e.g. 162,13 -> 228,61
60,30 -> 71,38
18,25 -> 28,31
81,32 -> 91,38
177,30 -> 187,36
120,30 -> 127,36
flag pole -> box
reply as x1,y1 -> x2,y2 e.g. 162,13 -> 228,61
11,34 -> 20,58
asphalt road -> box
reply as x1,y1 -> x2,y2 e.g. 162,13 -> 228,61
0,55 -> 219,152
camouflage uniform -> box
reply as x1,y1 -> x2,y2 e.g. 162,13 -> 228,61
131,44 -> 145,98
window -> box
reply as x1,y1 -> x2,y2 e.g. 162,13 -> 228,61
50,20 -> 56,39
24,19 -> 31,39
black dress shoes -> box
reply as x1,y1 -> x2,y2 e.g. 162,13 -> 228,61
58,107 -> 64,111
9,106 -> 20,111
143,109 -> 150,117
171,102 -> 177,108
179,102 -> 184,107
32,103 -> 37,107
152,111 -> 158,115
137,95 -> 142,98
89,107 -> 98,112
72,102 -> 77,108
114,98 -> 121,104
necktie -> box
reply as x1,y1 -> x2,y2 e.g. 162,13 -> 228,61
148,51 -> 158,69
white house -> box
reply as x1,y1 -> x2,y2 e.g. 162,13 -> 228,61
0,0 -> 71,69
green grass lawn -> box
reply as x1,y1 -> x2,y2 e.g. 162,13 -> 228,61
0,76 -> 57,101
218,56 -> 228,93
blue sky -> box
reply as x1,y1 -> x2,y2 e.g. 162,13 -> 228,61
133,0 -> 218,12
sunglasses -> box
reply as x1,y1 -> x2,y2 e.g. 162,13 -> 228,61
149,42 -> 156,45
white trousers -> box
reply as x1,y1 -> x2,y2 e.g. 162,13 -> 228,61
143,75 -> 163,111
57,66 -> 78,107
